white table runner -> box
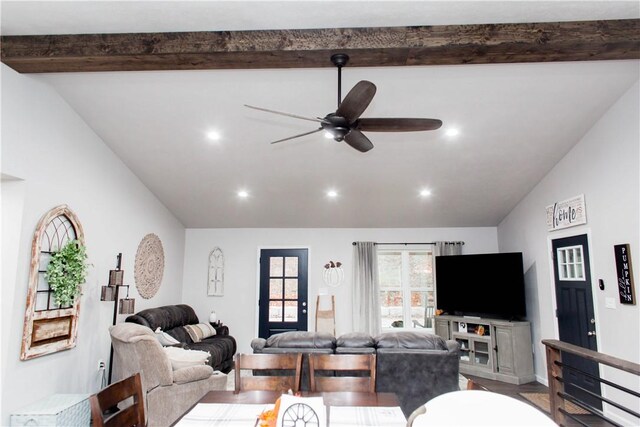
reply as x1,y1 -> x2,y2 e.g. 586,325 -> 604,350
174,403 -> 269,426
330,406 -> 406,427
175,403 -> 406,426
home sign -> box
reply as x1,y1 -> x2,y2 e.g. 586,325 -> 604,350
546,194 -> 587,231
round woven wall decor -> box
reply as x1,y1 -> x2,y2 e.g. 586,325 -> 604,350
134,233 -> 165,299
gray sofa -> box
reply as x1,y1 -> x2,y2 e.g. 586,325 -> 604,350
251,330 -> 460,416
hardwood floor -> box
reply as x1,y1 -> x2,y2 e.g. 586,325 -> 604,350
464,374 -> 609,426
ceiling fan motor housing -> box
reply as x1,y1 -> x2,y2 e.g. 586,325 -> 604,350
321,114 -> 351,141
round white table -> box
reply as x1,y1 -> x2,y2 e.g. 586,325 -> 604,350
411,390 -> 558,426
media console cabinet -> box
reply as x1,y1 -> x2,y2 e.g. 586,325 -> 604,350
435,315 -> 535,384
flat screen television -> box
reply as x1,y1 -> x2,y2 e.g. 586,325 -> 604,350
435,252 -> 526,320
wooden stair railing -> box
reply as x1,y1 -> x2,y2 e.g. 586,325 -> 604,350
542,339 -> 640,427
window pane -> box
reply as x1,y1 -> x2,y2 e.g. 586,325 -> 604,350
270,257 -> 283,277
409,252 -> 433,288
35,292 -> 49,311
284,257 -> 298,277
269,301 -> 282,322
380,290 -> 403,328
568,263 -> 575,279
378,252 -> 402,289
269,279 -> 283,299
37,274 -> 49,291
575,248 -> 583,262
49,293 -> 62,309
284,279 -> 298,299
410,291 -> 428,327
284,301 -> 298,322
39,252 -> 52,271
558,249 -> 566,264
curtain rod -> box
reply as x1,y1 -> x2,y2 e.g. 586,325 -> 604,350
351,241 -> 465,246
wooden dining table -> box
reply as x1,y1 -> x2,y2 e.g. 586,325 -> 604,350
173,390 -> 405,426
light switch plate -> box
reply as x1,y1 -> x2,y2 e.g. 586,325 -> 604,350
605,297 -> 616,309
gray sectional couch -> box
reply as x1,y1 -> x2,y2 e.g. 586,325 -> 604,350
251,330 -> 460,416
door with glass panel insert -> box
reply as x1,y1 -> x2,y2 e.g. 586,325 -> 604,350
551,234 -> 601,409
259,249 -> 308,338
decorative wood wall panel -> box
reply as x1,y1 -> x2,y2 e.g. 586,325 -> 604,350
20,205 -> 85,360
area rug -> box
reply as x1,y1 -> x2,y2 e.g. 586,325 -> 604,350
519,392 -> 589,415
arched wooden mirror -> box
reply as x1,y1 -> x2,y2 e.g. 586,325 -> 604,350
20,205 -> 85,360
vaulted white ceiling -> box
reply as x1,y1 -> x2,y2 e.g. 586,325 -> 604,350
2,1 -> 639,228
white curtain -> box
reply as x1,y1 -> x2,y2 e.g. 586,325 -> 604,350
352,242 -> 381,336
434,241 -> 464,257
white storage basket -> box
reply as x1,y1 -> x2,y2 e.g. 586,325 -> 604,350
10,394 -> 90,426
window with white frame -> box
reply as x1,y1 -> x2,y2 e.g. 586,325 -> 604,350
378,249 -> 435,329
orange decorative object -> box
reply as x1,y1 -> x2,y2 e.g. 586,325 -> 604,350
476,325 -> 485,336
258,397 -> 281,427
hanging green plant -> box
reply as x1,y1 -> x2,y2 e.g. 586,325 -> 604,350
45,239 -> 89,307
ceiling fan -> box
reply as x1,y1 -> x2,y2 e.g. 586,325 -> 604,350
245,53 -> 443,153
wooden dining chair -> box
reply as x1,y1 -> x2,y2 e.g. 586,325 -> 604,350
309,353 -> 376,393
234,353 -> 303,393
90,372 -> 145,427
466,378 -> 490,391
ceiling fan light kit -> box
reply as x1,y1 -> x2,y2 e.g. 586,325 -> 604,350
245,53 -> 443,153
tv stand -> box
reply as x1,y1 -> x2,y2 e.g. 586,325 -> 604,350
434,315 -> 535,384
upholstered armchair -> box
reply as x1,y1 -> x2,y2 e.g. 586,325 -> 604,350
110,322 -> 227,426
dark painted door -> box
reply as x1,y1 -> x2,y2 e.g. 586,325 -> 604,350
258,248 -> 308,338
551,234 -> 602,409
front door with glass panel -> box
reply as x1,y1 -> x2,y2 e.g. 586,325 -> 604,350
258,248 -> 308,338
551,234 -> 602,409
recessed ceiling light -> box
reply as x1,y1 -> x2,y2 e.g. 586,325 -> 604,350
327,190 -> 338,198
420,189 -> 432,197
207,130 -> 221,141
237,190 -> 249,198
445,128 -> 459,137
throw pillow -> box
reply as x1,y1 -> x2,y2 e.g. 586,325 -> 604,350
163,346 -> 210,370
154,327 -> 180,346
183,323 -> 216,343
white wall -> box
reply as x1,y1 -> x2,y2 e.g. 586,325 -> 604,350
0,65 -> 186,423
182,227 -> 498,354
497,81 -> 639,421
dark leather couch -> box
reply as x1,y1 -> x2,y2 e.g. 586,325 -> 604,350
251,330 -> 460,417
126,304 -> 236,373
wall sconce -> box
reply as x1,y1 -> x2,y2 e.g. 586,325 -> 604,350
323,260 -> 344,288
100,253 -> 136,383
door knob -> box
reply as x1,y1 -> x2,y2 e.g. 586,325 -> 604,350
587,331 -> 596,336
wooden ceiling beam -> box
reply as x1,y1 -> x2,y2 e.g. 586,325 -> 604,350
1,19 -> 638,73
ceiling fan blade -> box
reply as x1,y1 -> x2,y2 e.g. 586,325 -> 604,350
245,104 -> 325,123
356,118 -> 443,132
269,128 -> 323,144
344,130 -> 374,153
336,80 -> 377,122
